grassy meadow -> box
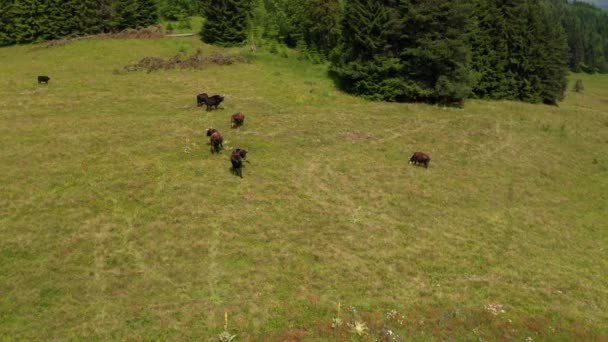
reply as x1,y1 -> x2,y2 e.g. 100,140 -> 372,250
0,35 -> 607,340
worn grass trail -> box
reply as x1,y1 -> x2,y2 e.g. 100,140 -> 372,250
0,37 -> 607,340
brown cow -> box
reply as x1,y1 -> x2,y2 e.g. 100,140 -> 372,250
197,93 -> 209,106
206,128 -> 223,153
230,112 -> 245,128
230,148 -> 248,178
409,152 -> 431,168
204,95 -> 224,111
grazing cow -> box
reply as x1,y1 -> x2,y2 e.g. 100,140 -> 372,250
37,76 -> 50,84
206,128 -> 223,153
196,93 -> 209,106
409,152 -> 431,168
230,148 -> 248,178
230,112 -> 245,128
205,95 -> 224,111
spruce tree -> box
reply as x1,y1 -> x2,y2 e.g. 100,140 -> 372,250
111,0 -> 140,30
470,0 -> 512,99
330,0 -> 403,100
137,0 -> 159,28
302,0 -> 342,56
200,0 -> 254,46
396,0 -> 474,103
0,0 -> 16,46
12,0 -> 52,43
538,0 -> 569,104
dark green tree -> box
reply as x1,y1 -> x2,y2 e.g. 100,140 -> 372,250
330,0 -> 401,100
470,0 -> 568,104
12,0 -> 52,43
561,1 -> 608,73
0,0 -> 16,46
538,0 -> 569,104
469,0 -> 512,99
302,0 -> 342,56
137,0 -> 159,27
111,0 -> 139,30
200,0 -> 254,46
396,0 -> 474,103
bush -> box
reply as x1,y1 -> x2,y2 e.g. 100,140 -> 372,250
269,41 -> 278,54
574,79 -> 584,93
177,15 -> 191,30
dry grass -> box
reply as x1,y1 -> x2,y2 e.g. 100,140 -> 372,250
0,36 -> 607,340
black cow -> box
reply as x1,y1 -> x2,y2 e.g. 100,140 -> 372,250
197,93 -> 209,106
230,112 -> 245,128
205,95 -> 224,111
206,128 -> 223,153
38,76 -> 50,84
409,152 -> 431,168
230,148 -> 248,178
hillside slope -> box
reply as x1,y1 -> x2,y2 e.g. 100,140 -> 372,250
0,37 -> 607,340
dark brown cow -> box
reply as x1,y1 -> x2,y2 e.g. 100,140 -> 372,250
197,93 -> 209,106
230,148 -> 248,178
206,128 -> 223,153
205,95 -> 224,111
230,112 -> 245,128
38,76 -> 50,84
409,152 -> 431,168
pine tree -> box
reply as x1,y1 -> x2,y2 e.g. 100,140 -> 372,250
12,0 -> 52,43
470,0 -> 512,99
330,0 -> 402,100
201,0 -> 254,46
0,0 -> 17,46
561,1 -> 608,73
396,0 -> 474,103
302,0 -> 342,56
111,0 -> 140,30
137,0 -> 159,27
538,0 -> 568,104
470,0 -> 569,104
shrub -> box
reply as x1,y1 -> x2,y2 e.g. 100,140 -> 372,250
574,79 -> 584,93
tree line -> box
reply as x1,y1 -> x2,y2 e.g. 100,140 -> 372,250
562,1 -> 608,73
200,0 -> 608,104
0,0 -> 158,46
2,0 -> 608,104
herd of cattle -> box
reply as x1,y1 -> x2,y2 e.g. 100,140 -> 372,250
197,92 -> 251,177
36,75 -> 430,178
195,91 -> 431,178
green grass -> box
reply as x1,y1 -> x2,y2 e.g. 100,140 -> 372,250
1,36 -> 607,341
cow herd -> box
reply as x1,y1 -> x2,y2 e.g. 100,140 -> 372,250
198,93 -> 249,177
36,75 -> 430,178
195,91 -> 431,179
